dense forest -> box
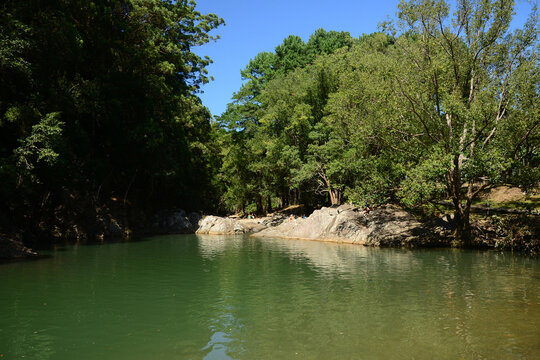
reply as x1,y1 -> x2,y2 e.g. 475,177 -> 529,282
0,0 -> 224,243
1,0 -> 538,248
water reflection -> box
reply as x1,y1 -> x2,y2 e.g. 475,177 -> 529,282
194,235 -> 540,359
258,237 -> 426,276
263,237 -> 365,274
1,235 -> 539,359
198,234 -> 425,277
202,331 -> 235,359
197,234 -> 243,260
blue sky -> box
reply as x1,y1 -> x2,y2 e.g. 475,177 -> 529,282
193,0 -> 536,117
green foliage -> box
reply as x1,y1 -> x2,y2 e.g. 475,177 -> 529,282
15,112 -> 64,173
1,0 -> 538,250
217,29 -> 360,212
381,0 -> 539,243
397,149 -> 451,206
306,29 -> 355,56
216,0 -> 538,249
0,0 -> 224,237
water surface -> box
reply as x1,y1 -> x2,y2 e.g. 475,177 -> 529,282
1,235 -> 539,359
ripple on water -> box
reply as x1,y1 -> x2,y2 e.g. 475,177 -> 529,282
0,235 -> 539,359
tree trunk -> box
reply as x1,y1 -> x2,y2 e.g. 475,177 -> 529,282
256,196 -> 263,215
288,189 -> 294,206
449,154 -> 473,247
453,204 -> 472,247
266,195 -> 272,213
329,189 -> 342,206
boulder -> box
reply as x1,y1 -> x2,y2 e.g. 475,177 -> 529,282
260,214 -> 289,227
363,205 -> 432,246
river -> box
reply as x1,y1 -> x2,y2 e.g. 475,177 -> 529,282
1,234 -> 539,359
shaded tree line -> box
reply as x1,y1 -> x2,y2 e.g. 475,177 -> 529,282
0,0 -> 223,242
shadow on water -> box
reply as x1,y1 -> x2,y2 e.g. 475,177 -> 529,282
0,234 -> 161,265
79,234 -> 154,246
0,254 -> 53,266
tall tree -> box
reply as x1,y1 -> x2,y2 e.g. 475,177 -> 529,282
383,0 -> 538,245
218,29 -> 357,212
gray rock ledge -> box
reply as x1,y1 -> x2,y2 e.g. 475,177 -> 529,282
196,204 -> 450,247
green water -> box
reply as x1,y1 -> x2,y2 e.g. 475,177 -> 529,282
1,235 -> 539,359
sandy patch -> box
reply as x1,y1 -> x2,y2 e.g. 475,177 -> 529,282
483,186 -> 526,202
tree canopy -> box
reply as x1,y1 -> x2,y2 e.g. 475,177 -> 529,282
0,0 -> 223,239
215,0 -> 539,245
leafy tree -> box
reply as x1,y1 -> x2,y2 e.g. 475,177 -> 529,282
0,0 -> 224,238
323,34 -> 401,205
218,29 -> 357,212
274,35 -> 310,76
306,28 -> 355,57
382,0 -> 539,245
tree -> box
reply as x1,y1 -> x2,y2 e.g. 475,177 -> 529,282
322,33 -> 401,206
0,0 -> 224,238
218,30 -> 358,212
382,0 -> 538,245
306,28 -> 355,58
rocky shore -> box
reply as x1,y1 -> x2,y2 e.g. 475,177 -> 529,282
254,204 -> 452,246
0,204 -> 456,259
195,213 -> 290,235
2,203 -> 537,259
196,216 -> 268,235
197,204 -> 453,247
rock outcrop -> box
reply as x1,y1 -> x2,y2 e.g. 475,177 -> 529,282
196,216 -> 269,235
253,204 -> 450,247
152,205 -> 452,247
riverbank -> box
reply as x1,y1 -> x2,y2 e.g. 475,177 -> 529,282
197,204 -> 453,246
195,204 -> 539,254
2,203 -> 538,259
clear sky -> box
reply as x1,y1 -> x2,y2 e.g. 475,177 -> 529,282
193,0 -> 536,118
